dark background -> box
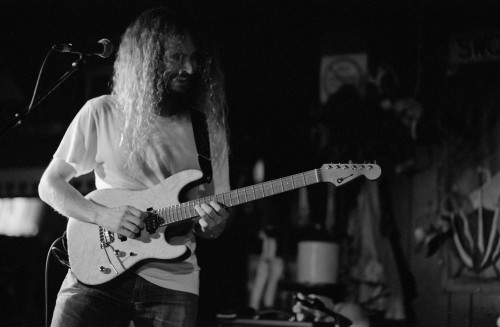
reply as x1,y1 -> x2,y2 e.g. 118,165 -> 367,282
2,0 -> 500,326
0,0 -> 468,169
3,0 -> 500,169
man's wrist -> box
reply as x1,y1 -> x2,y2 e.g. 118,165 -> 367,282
192,221 -> 225,239
192,222 -> 215,238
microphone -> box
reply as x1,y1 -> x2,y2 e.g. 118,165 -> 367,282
52,38 -> 114,58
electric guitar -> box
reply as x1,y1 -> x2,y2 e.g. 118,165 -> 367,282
67,163 -> 381,285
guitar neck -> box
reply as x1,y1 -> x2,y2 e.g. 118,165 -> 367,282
156,169 -> 322,226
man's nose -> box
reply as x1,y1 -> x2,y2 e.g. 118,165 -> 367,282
181,58 -> 195,75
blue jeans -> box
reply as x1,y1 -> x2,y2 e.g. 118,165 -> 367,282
51,271 -> 198,327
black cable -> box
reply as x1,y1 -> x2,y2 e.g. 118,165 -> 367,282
0,47 -> 55,139
45,233 -> 70,327
27,48 -> 55,115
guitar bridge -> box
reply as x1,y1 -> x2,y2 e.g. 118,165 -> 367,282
99,226 -> 115,248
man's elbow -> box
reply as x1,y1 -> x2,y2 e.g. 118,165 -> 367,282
38,173 -> 51,204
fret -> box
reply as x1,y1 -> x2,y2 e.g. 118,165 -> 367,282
180,205 -> 186,220
236,189 -> 243,204
281,177 -> 288,191
260,182 -> 267,197
250,184 -> 258,199
171,206 -> 176,222
171,208 -> 176,222
161,208 -> 168,223
254,184 -> 263,199
248,187 -> 256,201
264,182 -> 273,197
166,208 -> 172,223
224,192 -> 231,207
174,205 -> 180,221
275,180 -> 281,193
178,205 -> 183,221
179,204 -> 184,221
243,188 -> 248,203
190,204 -> 195,218
271,180 -> 278,193
169,208 -> 173,222
233,190 -> 240,205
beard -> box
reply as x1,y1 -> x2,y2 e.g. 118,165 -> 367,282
160,72 -> 201,116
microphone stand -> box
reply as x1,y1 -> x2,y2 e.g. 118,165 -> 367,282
0,55 -> 85,139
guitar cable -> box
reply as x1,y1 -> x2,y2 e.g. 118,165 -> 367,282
44,232 -> 70,327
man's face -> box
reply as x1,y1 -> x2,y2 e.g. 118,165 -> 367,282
167,34 -> 199,94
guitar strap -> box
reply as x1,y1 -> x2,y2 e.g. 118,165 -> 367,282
191,109 -> 213,184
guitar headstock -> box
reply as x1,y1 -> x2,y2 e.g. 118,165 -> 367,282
319,163 -> 382,186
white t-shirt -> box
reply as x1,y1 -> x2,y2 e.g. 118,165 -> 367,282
54,95 -> 230,294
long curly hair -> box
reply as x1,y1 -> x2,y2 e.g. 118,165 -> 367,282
112,7 -> 228,170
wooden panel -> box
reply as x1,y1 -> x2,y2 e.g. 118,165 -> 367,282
407,167 -> 449,327
448,293 -> 471,327
472,294 -> 500,327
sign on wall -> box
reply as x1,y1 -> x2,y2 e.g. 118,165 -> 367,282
319,53 -> 367,104
450,31 -> 500,64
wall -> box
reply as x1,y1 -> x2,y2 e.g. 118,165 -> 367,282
391,149 -> 500,327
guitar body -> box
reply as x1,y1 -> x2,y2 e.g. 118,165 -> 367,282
67,169 -> 204,285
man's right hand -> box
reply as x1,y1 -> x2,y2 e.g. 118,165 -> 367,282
97,205 -> 147,238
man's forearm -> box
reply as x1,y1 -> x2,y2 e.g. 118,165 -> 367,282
38,173 -> 100,224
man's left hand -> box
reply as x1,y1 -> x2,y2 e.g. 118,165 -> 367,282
194,201 -> 229,236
